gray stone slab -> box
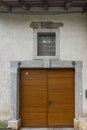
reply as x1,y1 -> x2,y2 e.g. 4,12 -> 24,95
43,59 -> 50,68
51,60 -> 73,68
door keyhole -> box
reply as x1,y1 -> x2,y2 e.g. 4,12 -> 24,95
48,100 -> 52,107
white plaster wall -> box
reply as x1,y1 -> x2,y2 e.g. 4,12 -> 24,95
0,13 -> 87,120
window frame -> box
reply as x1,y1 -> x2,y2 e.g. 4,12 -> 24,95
33,29 -> 60,59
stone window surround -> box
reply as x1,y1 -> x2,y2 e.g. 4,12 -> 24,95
8,59 -> 83,130
33,29 -> 60,59
30,22 -> 63,60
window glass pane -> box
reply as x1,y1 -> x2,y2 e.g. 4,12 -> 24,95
37,33 -> 56,56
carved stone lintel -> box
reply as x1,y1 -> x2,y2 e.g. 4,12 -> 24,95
30,22 -> 63,29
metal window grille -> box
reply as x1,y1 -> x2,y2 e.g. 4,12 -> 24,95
37,32 -> 56,56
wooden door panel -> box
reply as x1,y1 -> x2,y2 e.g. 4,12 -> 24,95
20,85 -> 47,92
20,113 -> 47,127
20,69 -> 48,127
48,69 -> 74,77
20,70 -> 47,79
20,107 -> 47,113
48,114 -> 74,127
48,78 -> 74,86
20,79 -> 47,86
48,105 -> 74,113
48,69 -> 75,127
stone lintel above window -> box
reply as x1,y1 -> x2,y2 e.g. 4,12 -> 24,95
30,22 -> 63,29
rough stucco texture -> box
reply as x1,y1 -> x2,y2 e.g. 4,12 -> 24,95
0,13 -> 87,120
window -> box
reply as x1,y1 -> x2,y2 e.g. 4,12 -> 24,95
37,32 -> 55,56
34,29 -> 59,59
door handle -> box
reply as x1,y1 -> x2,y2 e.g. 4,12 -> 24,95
48,100 -> 52,107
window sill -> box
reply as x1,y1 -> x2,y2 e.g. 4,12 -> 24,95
34,56 -> 59,59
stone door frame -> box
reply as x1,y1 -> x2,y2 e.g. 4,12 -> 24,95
8,60 -> 83,130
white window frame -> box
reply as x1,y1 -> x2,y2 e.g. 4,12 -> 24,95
33,29 -> 60,59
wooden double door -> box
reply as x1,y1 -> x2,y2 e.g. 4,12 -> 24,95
20,69 -> 75,128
